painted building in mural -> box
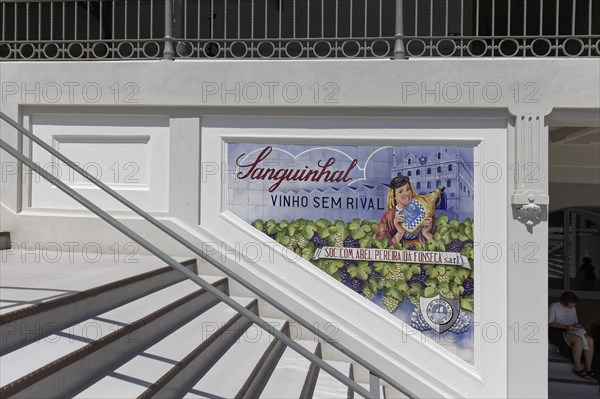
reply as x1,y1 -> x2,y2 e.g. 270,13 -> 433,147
392,146 -> 474,222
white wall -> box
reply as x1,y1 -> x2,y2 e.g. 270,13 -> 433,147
1,58 -> 600,398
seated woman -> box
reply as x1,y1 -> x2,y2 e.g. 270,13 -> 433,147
375,175 -> 433,246
548,291 -> 596,380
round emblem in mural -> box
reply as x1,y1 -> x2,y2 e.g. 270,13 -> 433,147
426,299 -> 454,325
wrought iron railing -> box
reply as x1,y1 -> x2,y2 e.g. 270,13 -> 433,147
1,0 -> 598,60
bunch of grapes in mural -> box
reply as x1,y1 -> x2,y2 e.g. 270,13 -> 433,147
251,215 -> 475,313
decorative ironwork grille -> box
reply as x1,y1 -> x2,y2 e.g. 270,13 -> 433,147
0,0 -> 598,60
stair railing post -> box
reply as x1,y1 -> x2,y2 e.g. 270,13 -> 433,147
393,0 -> 407,59
369,372 -> 381,398
163,0 -> 175,60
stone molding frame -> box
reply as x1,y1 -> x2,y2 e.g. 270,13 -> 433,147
510,114 -> 549,231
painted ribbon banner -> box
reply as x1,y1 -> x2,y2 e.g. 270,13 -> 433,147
313,247 -> 471,269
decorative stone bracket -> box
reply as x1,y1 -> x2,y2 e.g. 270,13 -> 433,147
512,192 -> 549,228
510,113 -> 549,230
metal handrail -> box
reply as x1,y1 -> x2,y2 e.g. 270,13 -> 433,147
0,111 -> 416,398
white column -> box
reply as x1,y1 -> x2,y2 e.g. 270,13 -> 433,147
507,112 -> 550,398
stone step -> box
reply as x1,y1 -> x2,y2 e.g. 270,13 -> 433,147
548,381 -> 600,399
259,340 -> 320,398
74,297 -> 257,399
0,259 -> 199,353
185,318 -> 288,399
312,360 -> 353,399
548,360 -> 599,386
0,277 -> 228,398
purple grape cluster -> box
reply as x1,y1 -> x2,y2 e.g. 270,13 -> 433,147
368,261 -> 375,272
410,310 -> 432,332
408,244 -> 416,251
349,278 -> 364,293
343,237 -> 359,248
462,277 -> 474,296
445,239 -> 465,253
311,233 -> 328,248
371,271 -> 382,281
340,268 -> 351,286
408,270 -> 428,288
344,260 -> 356,268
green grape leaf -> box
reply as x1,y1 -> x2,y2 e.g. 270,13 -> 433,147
465,225 -> 472,237
252,219 -> 265,230
361,224 -> 372,233
457,268 -> 470,279
301,247 -> 314,260
332,260 -> 344,269
391,288 -> 402,300
435,215 -> 449,226
317,227 -> 330,238
357,269 -> 369,281
460,246 -> 471,257
302,226 -> 315,240
450,220 -> 459,228
460,298 -> 474,311
425,278 -> 437,287
287,225 -> 296,237
374,262 -> 388,273
450,282 -> 459,297
442,232 -> 452,245
433,232 -> 442,241
359,237 -> 372,248
267,224 -> 278,235
347,266 -> 358,278
397,281 -> 409,292
326,263 -> 338,275
351,229 -> 366,239
316,218 -> 330,228
435,265 -> 446,275
424,286 -> 438,297
277,235 -> 290,246
409,284 -> 421,295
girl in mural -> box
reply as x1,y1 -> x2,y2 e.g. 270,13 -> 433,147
375,175 -> 434,246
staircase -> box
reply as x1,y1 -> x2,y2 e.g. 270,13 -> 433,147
548,349 -> 600,399
0,247 -> 387,398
